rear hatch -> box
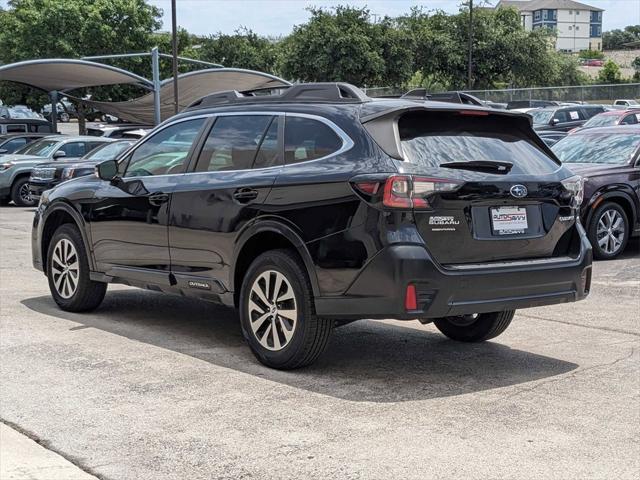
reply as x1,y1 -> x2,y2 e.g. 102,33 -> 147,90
364,108 -> 580,265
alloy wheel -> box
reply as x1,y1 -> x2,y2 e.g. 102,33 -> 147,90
597,209 -> 625,255
247,270 -> 297,351
19,183 -> 33,205
51,238 -> 79,299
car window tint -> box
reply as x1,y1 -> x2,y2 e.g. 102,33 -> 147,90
253,117 -> 281,169
195,115 -> 274,172
3,137 -> 27,152
620,114 -> 637,125
125,118 -> 205,177
398,110 -> 560,175
59,142 -> 86,157
284,116 -> 342,164
6,124 -> 27,133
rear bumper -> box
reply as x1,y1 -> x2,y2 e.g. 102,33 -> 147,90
315,225 -> 593,320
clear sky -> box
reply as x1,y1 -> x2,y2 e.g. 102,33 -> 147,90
148,0 -> 636,37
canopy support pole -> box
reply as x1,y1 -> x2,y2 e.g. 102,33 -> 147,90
49,90 -> 58,133
151,47 -> 161,126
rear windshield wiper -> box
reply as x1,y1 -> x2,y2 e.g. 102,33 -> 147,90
439,160 -> 513,174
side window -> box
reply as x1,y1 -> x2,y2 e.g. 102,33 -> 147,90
59,142 -> 86,157
195,115 -> 275,172
253,117 -> 280,169
621,114 -> 637,125
125,118 -> 205,177
3,137 -> 27,153
6,124 -> 27,133
284,116 -> 342,164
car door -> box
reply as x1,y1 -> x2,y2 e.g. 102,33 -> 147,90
88,117 -> 207,286
168,113 -> 283,295
553,109 -> 584,132
56,141 -> 88,160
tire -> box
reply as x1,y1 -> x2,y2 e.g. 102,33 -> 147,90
47,224 -> 107,312
239,249 -> 333,369
434,310 -> 515,342
10,177 -> 36,207
588,202 -> 629,260
59,112 -> 70,123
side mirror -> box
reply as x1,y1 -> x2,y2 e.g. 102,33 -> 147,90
96,159 -> 118,181
53,150 -> 66,159
551,118 -> 561,125
0,149 -> 7,154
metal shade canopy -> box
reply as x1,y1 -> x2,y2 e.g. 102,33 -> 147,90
81,68 -> 291,124
0,58 -> 152,91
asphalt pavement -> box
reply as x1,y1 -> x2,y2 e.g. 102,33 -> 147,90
1,206 -> 638,479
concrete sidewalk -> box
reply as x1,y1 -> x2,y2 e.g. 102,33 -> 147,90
0,423 -> 97,480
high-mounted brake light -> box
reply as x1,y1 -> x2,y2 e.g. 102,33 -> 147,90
382,175 -> 460,209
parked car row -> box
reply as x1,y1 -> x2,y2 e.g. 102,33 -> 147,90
0,136 -> 115,206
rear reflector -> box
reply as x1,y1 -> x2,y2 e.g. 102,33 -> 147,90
355,182 -> 380,195
405,284 -> 418,311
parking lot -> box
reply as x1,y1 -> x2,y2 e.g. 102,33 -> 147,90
0,205 -> 638,479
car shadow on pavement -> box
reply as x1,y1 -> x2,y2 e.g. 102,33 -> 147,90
22,291 -> 577,403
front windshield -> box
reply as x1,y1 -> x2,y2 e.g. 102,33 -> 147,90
9,107 -> 40,119
552,133 -> 640,164
15,139 -> 59,157
583,115 -> 618,128
530,110 -> 554,125
86,141 -> 134,161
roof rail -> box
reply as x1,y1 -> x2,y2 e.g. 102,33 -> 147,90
186,82 -> 370,110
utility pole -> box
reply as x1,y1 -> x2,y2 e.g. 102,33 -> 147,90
171,0 -> 179,115
467,0 -> 474,89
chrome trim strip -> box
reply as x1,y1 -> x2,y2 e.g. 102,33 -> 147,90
118,111 -> 354,179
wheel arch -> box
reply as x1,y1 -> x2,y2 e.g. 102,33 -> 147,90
41,201 -> 94,273
231,220 -> 319,308
584,188 -> 637,231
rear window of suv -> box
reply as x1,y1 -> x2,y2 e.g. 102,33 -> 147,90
398,111 -> 560,175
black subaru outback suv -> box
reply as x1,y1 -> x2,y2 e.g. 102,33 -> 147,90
32,83 -> 592,369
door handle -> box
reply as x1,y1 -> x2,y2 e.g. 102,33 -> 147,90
233,188 -> 259,202
148,192 -> 169,206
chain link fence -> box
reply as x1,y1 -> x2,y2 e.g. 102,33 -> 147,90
364,83 -> 640,104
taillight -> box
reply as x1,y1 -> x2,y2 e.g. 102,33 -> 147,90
382,175 -> 460,209
561,175 -> 585,208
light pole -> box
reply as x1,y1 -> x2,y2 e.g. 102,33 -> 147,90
467,0 -> 474,89
171,0 -> 179,115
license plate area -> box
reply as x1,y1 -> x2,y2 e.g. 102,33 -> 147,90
470,205 -> 545,240
491,206 -> 528,236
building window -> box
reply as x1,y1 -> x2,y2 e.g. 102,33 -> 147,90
534,10 -> 541,20
569,25 -> 572,30
576,25 -> 579,30
576,10 -> 580,15
569,10 -> 572,14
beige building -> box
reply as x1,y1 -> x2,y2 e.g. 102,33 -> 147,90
496,0 -> 604,52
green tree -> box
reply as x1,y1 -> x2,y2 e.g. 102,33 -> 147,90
400,5 -> 585,90
279,6 -> 414,87
603,25 -> 640,50
597,60 -> 623,83
196,28 -> 279,73
0,0 -> 162,108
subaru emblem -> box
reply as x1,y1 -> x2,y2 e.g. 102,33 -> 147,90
510,184 -> 527,198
